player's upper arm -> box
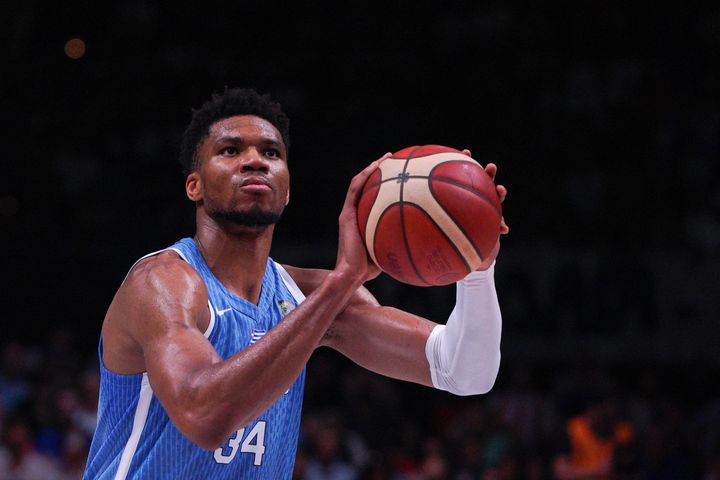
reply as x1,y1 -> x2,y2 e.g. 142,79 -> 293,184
116,253 -> 222,436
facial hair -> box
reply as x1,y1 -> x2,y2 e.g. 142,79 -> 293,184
210,205 -> 283,228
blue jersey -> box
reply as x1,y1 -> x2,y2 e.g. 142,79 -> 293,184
84,238 -> 307,480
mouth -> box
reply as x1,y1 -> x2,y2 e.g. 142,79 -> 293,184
236,176 -> 273,193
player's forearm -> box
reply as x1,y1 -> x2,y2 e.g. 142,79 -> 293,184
325,304 -> 436,385
182,269 -> 363,448
323,265 -> 502,393
425,262 -> 502,395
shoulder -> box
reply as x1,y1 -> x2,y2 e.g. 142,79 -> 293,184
121,250 -> 210,323
126,250 -> 203,289
102,250 -> 210,373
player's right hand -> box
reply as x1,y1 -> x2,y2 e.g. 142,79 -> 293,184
334,153 -> 392,284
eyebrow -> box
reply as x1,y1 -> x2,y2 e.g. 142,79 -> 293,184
214,136 -> 283,148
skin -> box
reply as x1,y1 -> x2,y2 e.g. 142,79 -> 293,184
101,115 -> 509,450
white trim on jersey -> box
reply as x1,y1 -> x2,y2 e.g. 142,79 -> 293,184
169,247 -> 217,339
113,247 -> 215,479
204,299 -> 216,338
114,374 -> 153,480
274,262 -> 306,305
120,248 -> 170,285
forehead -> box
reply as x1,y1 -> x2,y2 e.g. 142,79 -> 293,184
207,115 -> 284,145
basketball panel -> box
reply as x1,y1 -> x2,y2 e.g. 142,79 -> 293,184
430,161 -> 502,213
373,205 -> 428,286
357,181 -> 380,242
428,181 -> 502,260
392,145 -> 462,159
402,203 -> 470,286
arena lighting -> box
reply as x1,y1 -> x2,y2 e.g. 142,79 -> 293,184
64,38 -> 86,59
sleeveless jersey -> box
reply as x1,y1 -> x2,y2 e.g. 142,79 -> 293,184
84,238 -> 307,480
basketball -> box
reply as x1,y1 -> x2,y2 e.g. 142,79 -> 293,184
357,145 -> 502,286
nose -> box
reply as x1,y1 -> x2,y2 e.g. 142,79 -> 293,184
239,148 -> 269,173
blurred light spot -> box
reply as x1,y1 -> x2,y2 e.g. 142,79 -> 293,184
0,195 -> 19,216
64,38 -> 86,59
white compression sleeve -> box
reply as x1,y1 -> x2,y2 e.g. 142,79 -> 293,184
424,262 -> 502,396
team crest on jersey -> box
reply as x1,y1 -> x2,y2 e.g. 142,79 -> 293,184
277,299 -> 296,316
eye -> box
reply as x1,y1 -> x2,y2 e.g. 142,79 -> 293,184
220,146 -> 239,156
265,148 -> 280,158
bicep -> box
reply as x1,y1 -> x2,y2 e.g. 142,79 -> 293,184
121,257 -> 220,416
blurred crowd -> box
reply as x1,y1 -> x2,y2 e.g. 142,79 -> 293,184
3,3 -> 720,480
2,338 -> 719,480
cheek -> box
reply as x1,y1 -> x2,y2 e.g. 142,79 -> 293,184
276,167 -> 291,198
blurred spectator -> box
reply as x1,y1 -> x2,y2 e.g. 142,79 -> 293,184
552,398 -> 637,479
418,438 -> 447,480
304,415 -> 359,480
0,417 -> 63,480
0,344 -> 30,415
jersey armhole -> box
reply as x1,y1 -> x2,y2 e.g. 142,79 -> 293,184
170,248 -> 216,338
274,262 -> 306,305
123,247 -> 216,338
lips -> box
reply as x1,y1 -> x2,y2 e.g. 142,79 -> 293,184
237,176 -> 272,193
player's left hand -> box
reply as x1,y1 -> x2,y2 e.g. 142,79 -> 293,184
462,149 -> 509,271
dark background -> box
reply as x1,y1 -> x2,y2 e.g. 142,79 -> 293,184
2,1 -> 719,478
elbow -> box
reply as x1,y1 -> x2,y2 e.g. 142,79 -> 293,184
454,372 -> 498,396
447,353 -> 501,396
192,429 -> 227,452
176,412 -> 228,450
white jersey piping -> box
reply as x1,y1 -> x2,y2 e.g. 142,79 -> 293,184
114,374 -> 153,480
274,262 -> 306,305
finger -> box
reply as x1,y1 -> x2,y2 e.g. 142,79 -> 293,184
484,163 -> 497,181
500,217 -> 510,234
461,148 -> 472,158
496,184 -> 507,203
377,151 -> 392,164
344,158 -> 384,210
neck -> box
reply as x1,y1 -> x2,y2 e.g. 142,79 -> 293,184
194,211 -> 274,304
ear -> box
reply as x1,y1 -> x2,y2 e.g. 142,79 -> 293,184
285,186 -> 290,206
186,172 -> 202,202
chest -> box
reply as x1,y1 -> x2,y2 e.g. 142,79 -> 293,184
206,290 -> 298,359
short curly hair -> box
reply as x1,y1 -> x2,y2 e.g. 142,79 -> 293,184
179,87 -> 290,175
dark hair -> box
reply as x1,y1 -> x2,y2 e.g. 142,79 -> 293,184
178,87 -> 290,175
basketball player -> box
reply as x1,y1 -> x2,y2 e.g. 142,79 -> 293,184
83,88 -> 509,479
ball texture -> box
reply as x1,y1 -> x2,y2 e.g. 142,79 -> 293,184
357,145 -> 502,286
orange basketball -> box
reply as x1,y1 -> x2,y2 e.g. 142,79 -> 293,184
357,145 -> 502,286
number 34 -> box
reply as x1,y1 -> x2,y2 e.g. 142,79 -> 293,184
213,421 -> 266,466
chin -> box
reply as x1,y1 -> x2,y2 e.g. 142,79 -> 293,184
211,206 -> 283,228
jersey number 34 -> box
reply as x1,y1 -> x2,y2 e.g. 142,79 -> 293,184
213,421 -> 266,466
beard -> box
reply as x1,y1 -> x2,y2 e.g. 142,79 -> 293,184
210,206 -> 283,228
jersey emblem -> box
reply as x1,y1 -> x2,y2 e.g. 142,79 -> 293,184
250,329 -> 267,345
215,307 -> 233,316
277,299 -> 296,316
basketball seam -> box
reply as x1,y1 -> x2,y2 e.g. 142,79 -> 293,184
362,159 -> 477,191
403,201 -> 472,278
400,146 -> 429,286
373,203 -> 432,286
365,169 -> 501,220
359,181 -> 381,242
426,182 -> 485,263
372,202 -> 399,276
430,181 -> 502,218
364,176 -> 501,218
